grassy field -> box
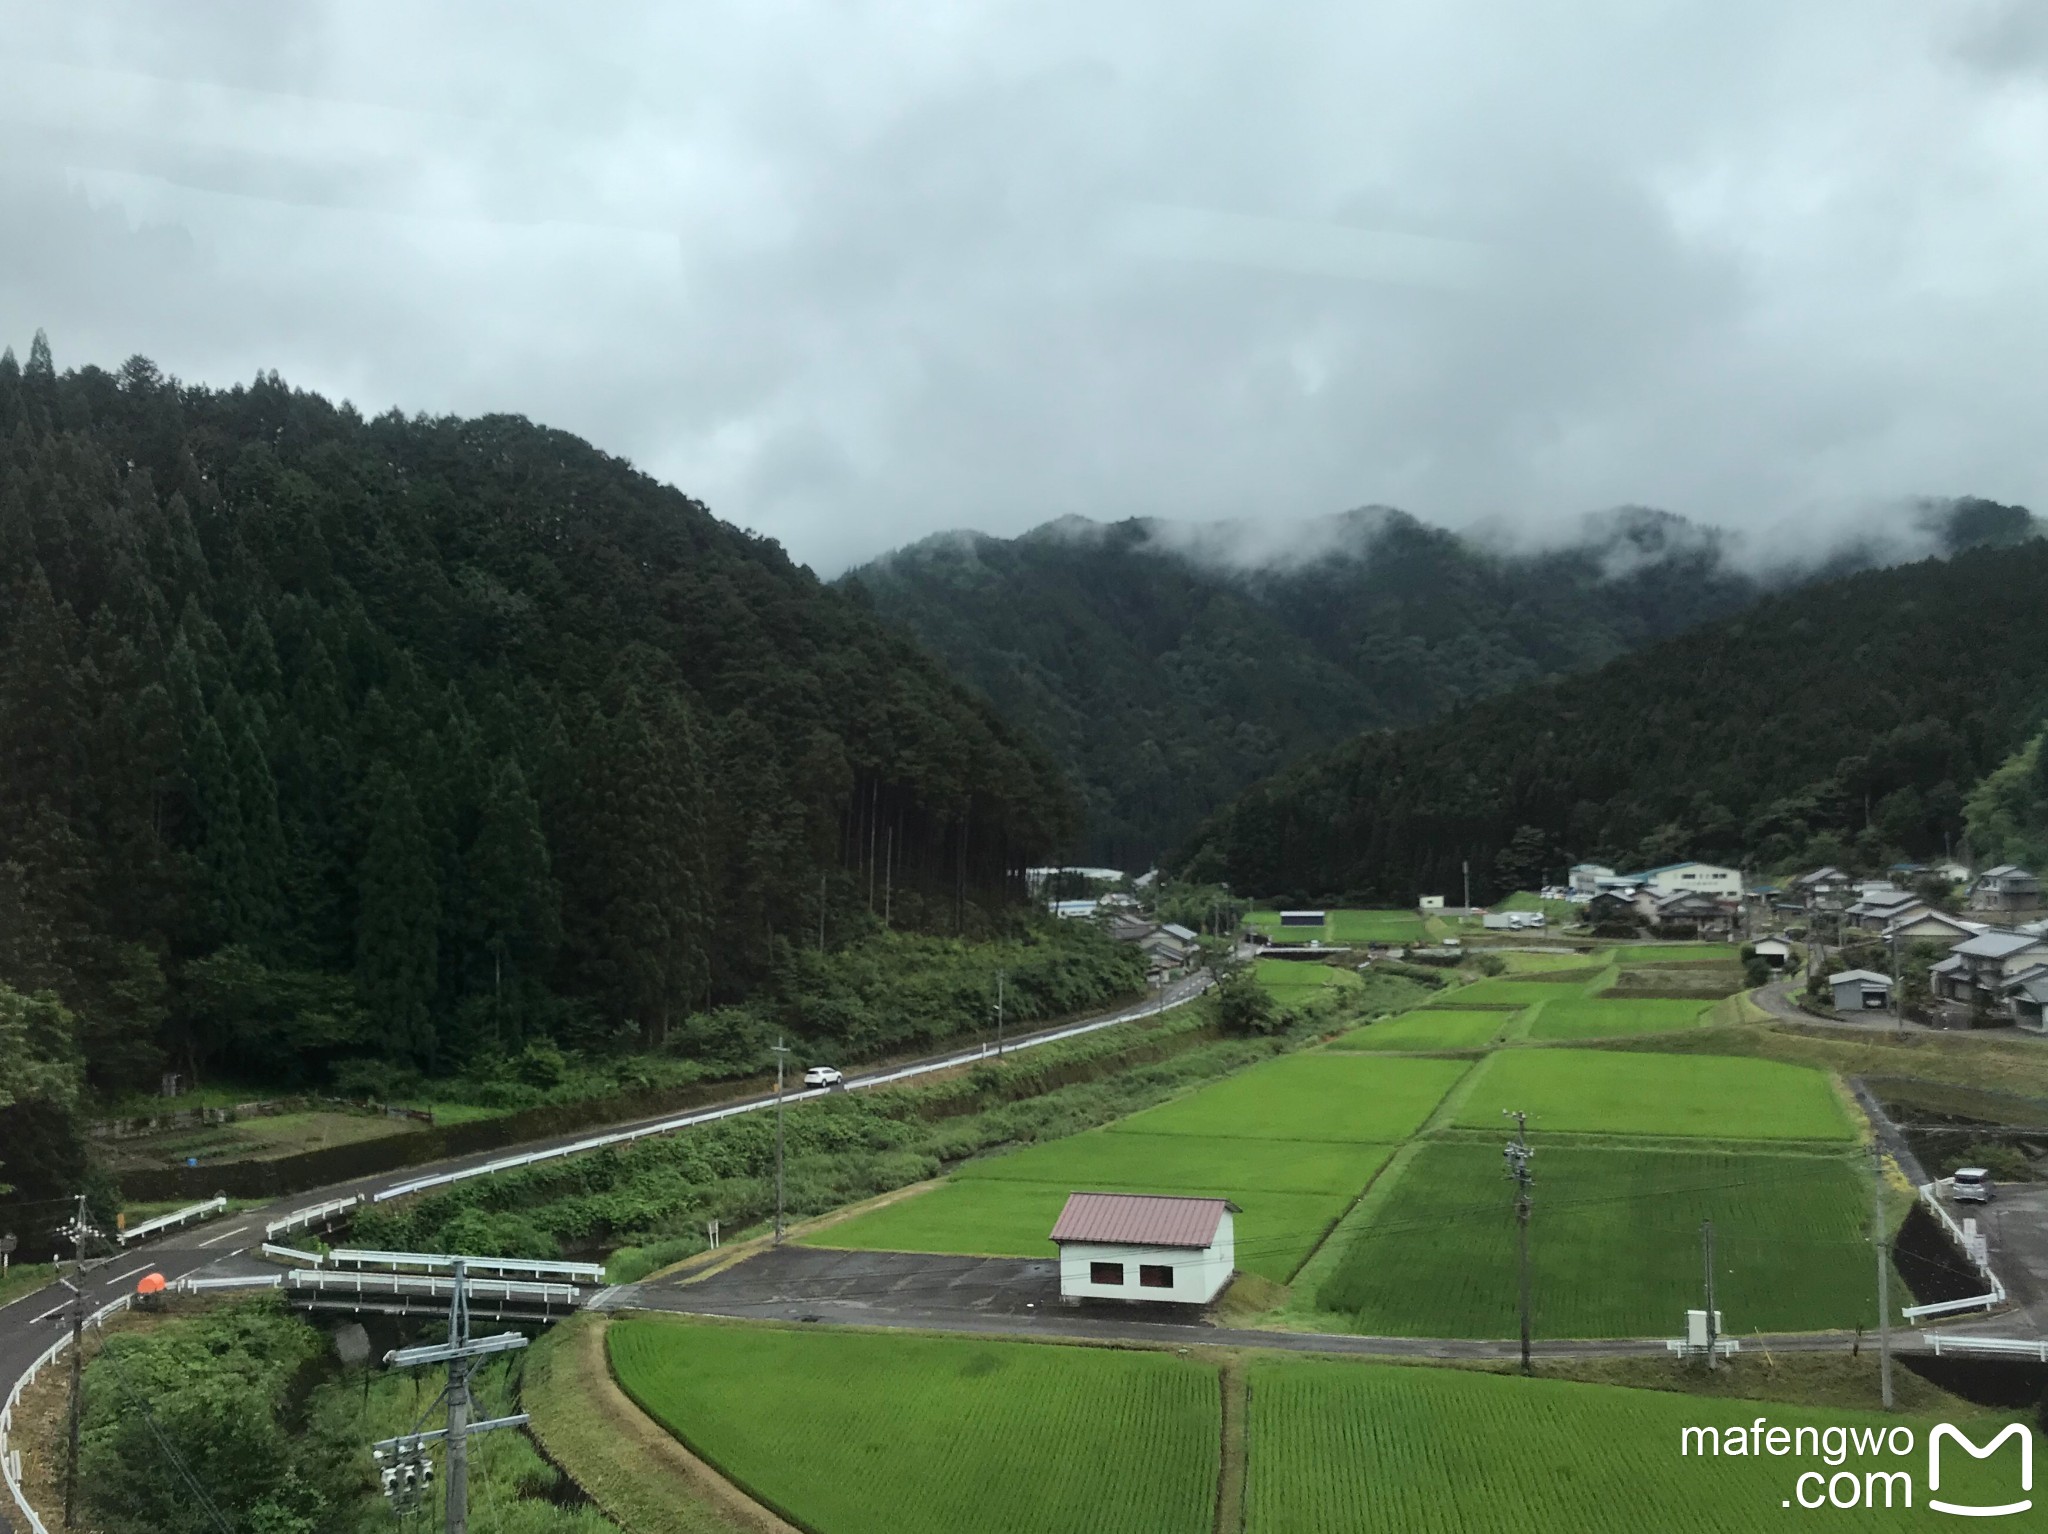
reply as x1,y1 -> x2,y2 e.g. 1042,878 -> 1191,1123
1494,950 -> 1608,973
1314,1141 -> 1875,1336
1451,1050 -> 1859,1142
1524,997 -> 1711,1041
1330,1010 -> 1514,1052
609,1318 -> 1220,1534
1615,943 -> 1741,965
1109,1053 -> 1470,1144
1248,909 -> 1426,945
957,1128 -> 1391,1196
1242,1357 -> 2022,1532
1253,958 -> 1361,996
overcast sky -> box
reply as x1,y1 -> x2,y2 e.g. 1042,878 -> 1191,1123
3,2 -> 2045,574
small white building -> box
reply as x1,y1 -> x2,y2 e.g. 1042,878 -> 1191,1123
1050,1192 -> 1238,1305
1418,895 -> 1445,913
1751,936 -> 1795,970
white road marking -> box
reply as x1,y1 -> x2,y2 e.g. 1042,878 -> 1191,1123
196,1224 -> 250,1249
102,1263 -> 153,1287
29,1304 -> 67,1324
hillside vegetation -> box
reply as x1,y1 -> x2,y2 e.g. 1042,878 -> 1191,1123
1183,539 -> 2048,903
846,507 -> 1768,864
0,335 -> 1071,1203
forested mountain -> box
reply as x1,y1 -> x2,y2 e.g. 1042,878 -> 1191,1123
1179,538 -> 2048,903
0,334 -> 1071,1109
847,508 -> 1798,866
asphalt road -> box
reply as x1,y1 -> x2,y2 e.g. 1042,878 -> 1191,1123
1,971 -> 1214,1532
615,1245 -> 1943,1362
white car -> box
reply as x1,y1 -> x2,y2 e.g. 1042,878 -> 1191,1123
802,1066 -> 844,1088
1951,1167 -> 1994,1204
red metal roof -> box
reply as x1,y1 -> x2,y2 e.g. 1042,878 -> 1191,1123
1048,1192 -> 1236,1248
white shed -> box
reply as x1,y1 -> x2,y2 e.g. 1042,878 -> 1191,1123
1049,1192 -> 1238,1305
1751,936 -> 1795,969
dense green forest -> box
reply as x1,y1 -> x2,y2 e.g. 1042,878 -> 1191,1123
1180,537 -> 2048,903
848,508 -> 1776,866
0,335 -> 1085,1204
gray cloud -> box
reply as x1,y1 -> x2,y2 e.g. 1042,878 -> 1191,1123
2,0 -> 2043,574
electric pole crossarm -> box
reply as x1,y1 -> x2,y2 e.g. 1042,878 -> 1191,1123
371,1415 -> 530,1454
384,1332 -> 529,1369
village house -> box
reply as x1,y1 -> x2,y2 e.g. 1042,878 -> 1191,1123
1845,888 -> 1920,932
1050,1192 -> 1238,1305
1789,867 -> 1855,910
1137,922 -> 1201,982
2001,965 -> 2048,1034
1638,889 -> 1738,937
1968,865 -> 2042,914
1882,908 -> 1981,945
1930,930 -> 2048,1008
1569,862 -> 1617,898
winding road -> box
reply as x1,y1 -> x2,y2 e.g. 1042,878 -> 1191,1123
1,971 -> 1213,1533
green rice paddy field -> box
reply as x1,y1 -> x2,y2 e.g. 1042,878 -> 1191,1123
609,1319 -> 1220,1534
1450,1050 -> 1859,1142
1314,1141 -> 1875,1336
1243,1359 -> 2018,1533
607,1321 -> 2026,1534
1247,908 -> 1426,944
813,1053 -> 1466,1279
1524,996 -> 1712,1040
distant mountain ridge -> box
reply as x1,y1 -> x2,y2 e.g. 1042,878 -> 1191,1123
1178,534 -> 2048,905
843,498 -> 2038,866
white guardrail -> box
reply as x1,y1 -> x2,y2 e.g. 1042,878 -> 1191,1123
172,1274 -> 284,1295
264,1194 -> 362,1242
374,972 -> 1213,1204
1928,1335 -> 2048,1361
325,1250 -> 605,1283
284,1271 -> 580,1309
1900,1181 -> 2007,1323
2,1294 -> 133,1534
116,1196 -> 227,1245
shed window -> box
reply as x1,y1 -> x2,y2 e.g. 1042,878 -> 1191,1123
1139,1264 -> 1173,1290
1089,1261 -> 1124,1286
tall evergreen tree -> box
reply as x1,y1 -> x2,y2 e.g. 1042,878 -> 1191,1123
355,761 -> 440,1066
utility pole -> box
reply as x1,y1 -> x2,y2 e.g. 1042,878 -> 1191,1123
59,1193 -> 99,1530
1463,860 -> 1472,914
1873,1146 -> 1894,1408
772,1038 -> 790,1244
1502,1111 -> 1533,1374
1701,1219 -> 1719,1371
818,873 -> 827,953
994,971 -> 1005,1057
377,1262 -> 530,1533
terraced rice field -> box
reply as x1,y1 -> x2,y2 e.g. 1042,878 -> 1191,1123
1330,1009 -> 1514,1052
1523,997 -> 1711,1040
1451,1049 -> 1858,1142
610,1318 -> 1221,1534
1314,1141 -> 1874,1336
1435,979 -> 1583,1008
1243,1358 -> 2018,1532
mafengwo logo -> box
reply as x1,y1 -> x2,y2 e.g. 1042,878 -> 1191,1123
1928,1424 -> 2031,1518
1679,1417 -> 2034,1514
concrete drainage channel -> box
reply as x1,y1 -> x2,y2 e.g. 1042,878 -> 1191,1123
0,974 -> 1218,1531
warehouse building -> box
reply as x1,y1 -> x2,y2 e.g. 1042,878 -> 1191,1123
1049,1192 -> 1238,1305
